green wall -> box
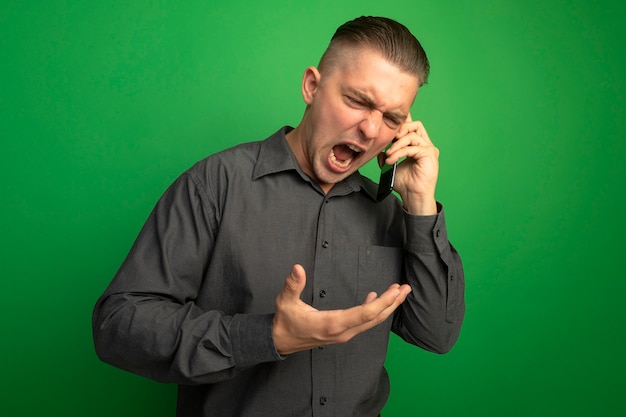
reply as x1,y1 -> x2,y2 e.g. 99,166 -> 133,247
2,1 -> 625,415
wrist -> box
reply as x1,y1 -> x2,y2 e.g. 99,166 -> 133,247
401,193 -> 437,215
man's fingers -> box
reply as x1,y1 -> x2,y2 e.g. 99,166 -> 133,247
280,264 -> 306,301
395,113 -> 417,138
359,284 -> 411,322
340,284 -> 411,331
363,291 -> 378,304
330,284 -> 411,342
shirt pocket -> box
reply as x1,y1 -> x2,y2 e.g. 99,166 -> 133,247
356,245 -> 404,304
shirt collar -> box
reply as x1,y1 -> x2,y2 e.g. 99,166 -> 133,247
252,126 -> 378,202
252,127 -> 299,180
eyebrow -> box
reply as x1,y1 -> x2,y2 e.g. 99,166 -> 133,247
346,88 -> 407,123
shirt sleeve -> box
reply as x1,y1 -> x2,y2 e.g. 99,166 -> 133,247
92,172 -> 283,385
392,202 -> 466,354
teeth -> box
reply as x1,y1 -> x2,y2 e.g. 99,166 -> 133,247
347,144 -> 361,153
330,149 -> 352,168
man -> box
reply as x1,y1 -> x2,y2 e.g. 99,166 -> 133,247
93,16 -> 465,417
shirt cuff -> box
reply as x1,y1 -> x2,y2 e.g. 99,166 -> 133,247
229,313 -> 284,368
404,202 -> 450,254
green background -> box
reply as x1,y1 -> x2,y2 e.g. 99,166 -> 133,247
2,1 -> 625,415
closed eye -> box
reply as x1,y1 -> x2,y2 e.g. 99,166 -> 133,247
346,95 -> 367,108
384,115 -> 402,127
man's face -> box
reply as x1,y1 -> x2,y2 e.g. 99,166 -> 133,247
296,47 -> 419,192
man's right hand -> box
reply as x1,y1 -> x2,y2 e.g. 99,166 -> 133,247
271,264 -> 412,355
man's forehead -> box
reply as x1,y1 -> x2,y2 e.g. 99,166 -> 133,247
338,48 -> 417,86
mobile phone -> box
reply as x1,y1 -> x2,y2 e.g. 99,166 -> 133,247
376,143 -> 397,202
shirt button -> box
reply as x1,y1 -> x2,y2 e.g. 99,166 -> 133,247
319,289 -> 326,298
322,241 -> 329,248
319,396 -> 327,405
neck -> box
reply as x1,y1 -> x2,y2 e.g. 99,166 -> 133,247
285,124 -> 334,194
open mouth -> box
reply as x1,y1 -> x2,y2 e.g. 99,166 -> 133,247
330,144 -> 362,169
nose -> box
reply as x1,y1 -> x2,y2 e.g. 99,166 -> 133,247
359,110 -> 383,141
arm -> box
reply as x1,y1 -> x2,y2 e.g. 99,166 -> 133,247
92,173 -> 282,385
393,206 -> 465,353
384,116 -> 465,352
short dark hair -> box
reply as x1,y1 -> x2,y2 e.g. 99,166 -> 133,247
319,16 -> 430,86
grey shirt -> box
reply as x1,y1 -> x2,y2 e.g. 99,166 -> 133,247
93,127 -> 465,417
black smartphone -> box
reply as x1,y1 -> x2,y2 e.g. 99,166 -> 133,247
376,143 -> 397,202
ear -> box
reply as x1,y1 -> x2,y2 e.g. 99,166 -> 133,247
301,66 -> 321,105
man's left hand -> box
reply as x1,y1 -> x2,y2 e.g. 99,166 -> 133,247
381,114 -> 439,215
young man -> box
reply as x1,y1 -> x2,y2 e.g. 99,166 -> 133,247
93,16 -> 465,417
